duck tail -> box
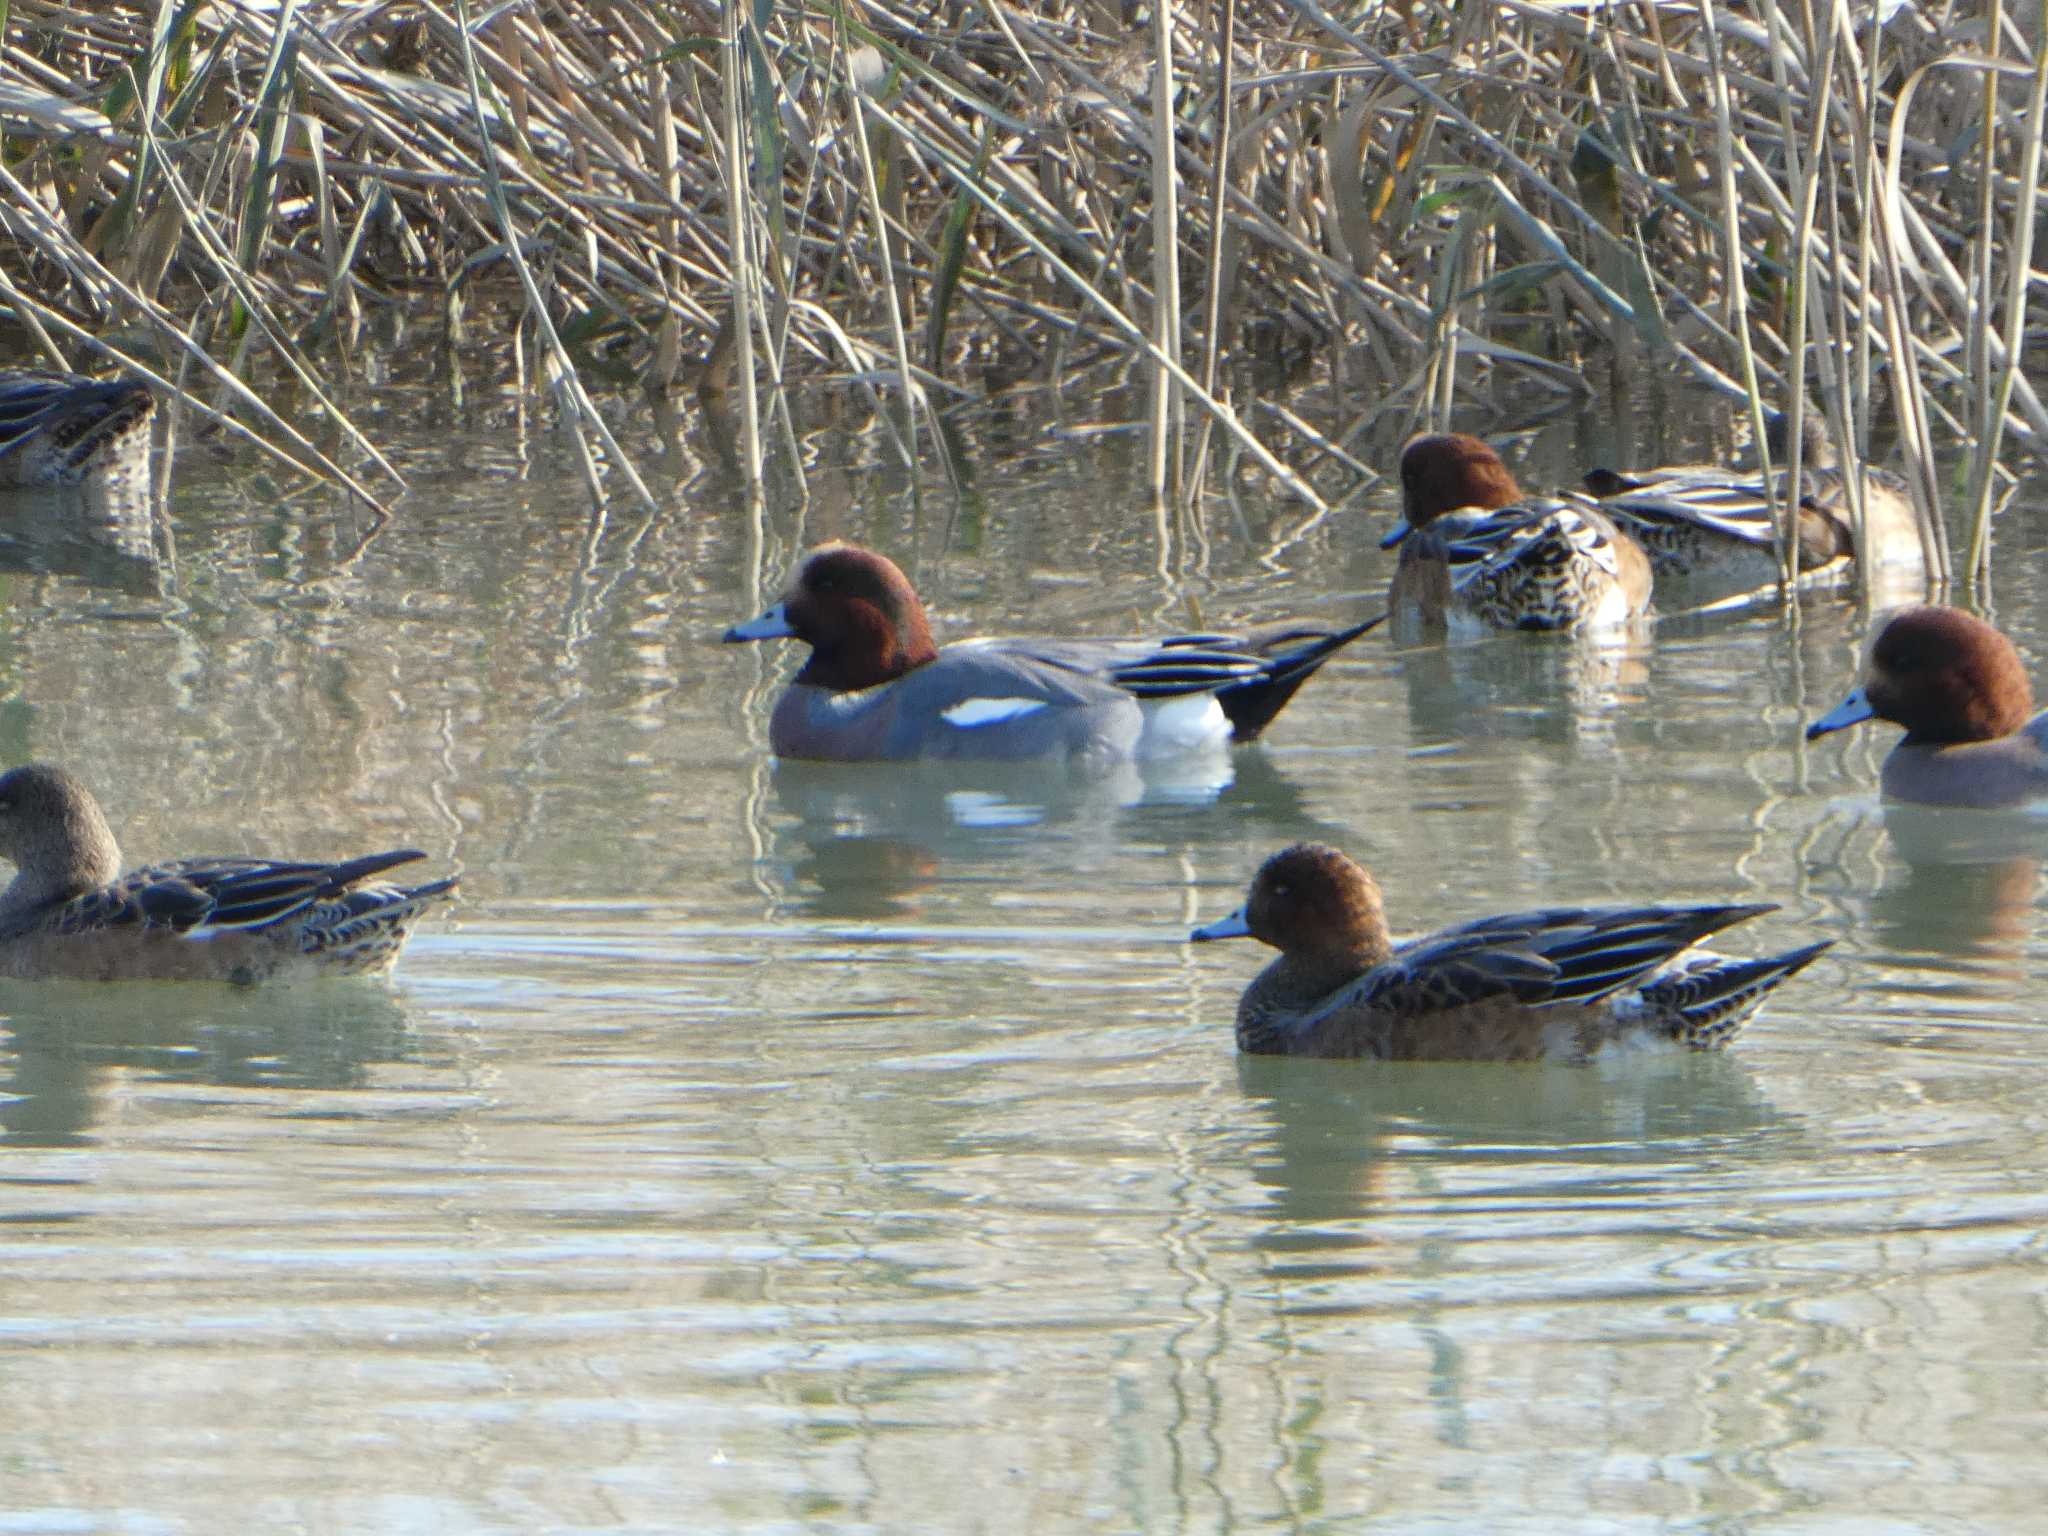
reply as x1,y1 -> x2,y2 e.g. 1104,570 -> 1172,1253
1636,939 -> 1833,1049
1216,613 -> 1386,742
315,848 -> 430,896
299,871 -> 460,972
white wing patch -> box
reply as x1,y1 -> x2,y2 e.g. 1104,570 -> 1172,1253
941,696 -> 1050,728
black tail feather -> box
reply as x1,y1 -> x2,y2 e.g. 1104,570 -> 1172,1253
1216,613 -> 1387,742
314,849 -> 429,896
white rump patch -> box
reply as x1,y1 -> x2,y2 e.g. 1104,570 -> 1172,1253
941,696 -> 1050,729
1136,693 -> 1229,757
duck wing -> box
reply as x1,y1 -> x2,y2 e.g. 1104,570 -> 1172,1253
1437,498 -> 1630,595
30,850 -> 431,938
1584,467 -> 1783,551
1302,902 -> 1779,1025
989,615 -> 1381,735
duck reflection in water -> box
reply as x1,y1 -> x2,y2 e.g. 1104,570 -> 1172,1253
0,460 -> 171,599
1394,623 -> 1652,751
1227,1053 -> 1787,1232
1863,802 -> 2046,977
0,984 -> 416,1148
765,751 -> 1343,921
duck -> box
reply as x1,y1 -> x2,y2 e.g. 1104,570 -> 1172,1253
0,369 -> 157,488
1190,843 -> 1830,1061
1581,409 -> 1927,590
0,763 -> 457,981
1385,432 -> 1652,635
722,542 -> 1381,761
1805,605 -> 2048,809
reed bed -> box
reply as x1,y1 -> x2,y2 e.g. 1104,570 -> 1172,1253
1,0 -> 2041,575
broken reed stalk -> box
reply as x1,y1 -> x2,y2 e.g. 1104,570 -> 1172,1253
719,0 -> 766,503
1965,26 -> 2048,582
1694,0 -> 1784,585
845,56 -> 919,475
453,0 -> 655,512
1147,0 -> 1183,509
1184,0 -> 1237,508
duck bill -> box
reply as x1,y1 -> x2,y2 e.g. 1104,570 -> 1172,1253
723,601 -> 794,643
1190,907 -> 1251,942
1806,686 -> 1875,740
1379,521 -> 1413,551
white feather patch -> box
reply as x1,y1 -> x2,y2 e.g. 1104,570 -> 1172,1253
940,696 -> 1050,728
1135,693 -> 1229,757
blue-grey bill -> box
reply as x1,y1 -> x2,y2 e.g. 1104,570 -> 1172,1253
1190,908 -> 1251,942
1379,521 -> 1412,550
723,602 -> 793,643
1805,686 -> 1874,740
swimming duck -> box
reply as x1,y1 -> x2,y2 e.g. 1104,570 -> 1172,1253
0,370 -> 156,488
722,542 -> 1380,761
0,763 -> 457,981
1191,843 -> 1829,1061
1386,433 -> 1652,635
1806,605 -> 2048,809
1582,411 -> 1926,590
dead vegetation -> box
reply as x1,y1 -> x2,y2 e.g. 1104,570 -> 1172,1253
0,0 -> 2041,580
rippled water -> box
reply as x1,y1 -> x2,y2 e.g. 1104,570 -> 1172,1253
3,387 -> 2046,1532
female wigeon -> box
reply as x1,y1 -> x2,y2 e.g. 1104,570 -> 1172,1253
0,764 -> 457,981
1191,843 -> 1829,1061
1582,410 -> 1927,592
1386,433 -> 1652,635
1805,606 -> 2048,809
0,370 -> 155,487
723,543 -> 1380,761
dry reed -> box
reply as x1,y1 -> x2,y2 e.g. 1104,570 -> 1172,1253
1,0 -> 2042,584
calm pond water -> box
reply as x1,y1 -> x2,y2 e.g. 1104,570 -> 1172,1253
3,378 -> 2046,1533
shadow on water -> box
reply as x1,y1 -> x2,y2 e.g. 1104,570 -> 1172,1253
0,983 -> 416,1146
767,751 -> 1347,918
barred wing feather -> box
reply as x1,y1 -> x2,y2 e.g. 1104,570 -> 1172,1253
1302,902 -> 1777,1026
27,850 -> 434,940
1591,471 -> 1781,550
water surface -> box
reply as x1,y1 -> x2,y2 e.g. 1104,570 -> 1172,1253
2,388 -> 2046,1532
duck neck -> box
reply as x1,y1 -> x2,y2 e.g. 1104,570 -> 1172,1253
0,820 -> 119,920
1237,940 -> 1391,1052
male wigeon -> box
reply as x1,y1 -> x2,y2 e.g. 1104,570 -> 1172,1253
1805,606 -> 2048,809
0,370 -> 156,488
722,543 -> 1380,761
1190,843 -> 1829,1061
0,764 -> 457,981
1386,433 -> 1652,635
1583,410 -> 1926,591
